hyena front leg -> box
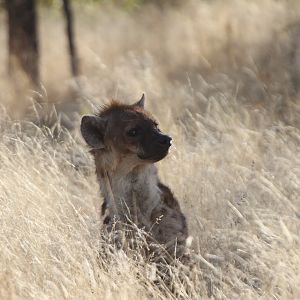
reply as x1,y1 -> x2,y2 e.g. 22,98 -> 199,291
150,204 -> 188,259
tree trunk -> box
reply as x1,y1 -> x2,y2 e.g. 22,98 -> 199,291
5,0 -> 39,87
62,0 -> 80,78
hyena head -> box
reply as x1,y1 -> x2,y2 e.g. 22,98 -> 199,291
80,94 -> 172,172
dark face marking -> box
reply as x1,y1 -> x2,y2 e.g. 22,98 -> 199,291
106,110 -> 172,163
81,99 -> 173,164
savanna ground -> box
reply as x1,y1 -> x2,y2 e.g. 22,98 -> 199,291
0,0 -> 300,299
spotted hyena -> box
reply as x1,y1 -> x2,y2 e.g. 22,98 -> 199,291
81,95 -> 188,259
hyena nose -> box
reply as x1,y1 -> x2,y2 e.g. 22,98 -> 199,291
158,134 -> 172,146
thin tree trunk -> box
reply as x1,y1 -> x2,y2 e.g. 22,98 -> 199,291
5,0 -> 39,87
62,0 -> 80,78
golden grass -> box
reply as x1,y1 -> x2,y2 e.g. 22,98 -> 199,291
0,0 -> 300,299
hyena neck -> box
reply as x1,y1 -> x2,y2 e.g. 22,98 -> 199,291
94,151 -> 162,226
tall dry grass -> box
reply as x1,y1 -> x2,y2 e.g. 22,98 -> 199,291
0,0 -> 300,299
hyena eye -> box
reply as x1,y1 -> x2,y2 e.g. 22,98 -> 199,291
154,123 -> 161,131
127,127 -> 139,137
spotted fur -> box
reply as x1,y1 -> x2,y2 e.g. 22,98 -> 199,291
81,96 -> 188,258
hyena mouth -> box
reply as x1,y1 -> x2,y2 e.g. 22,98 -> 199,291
138,151 -> 169,161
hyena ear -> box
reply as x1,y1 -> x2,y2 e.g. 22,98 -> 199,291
133,93 -> 145,108
81,115 -> 107,149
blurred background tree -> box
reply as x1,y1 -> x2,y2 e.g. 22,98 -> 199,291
62,0 -> 80,77
2,0 -> 182,92
5,0 -> 39,87
4,0 -> 80,91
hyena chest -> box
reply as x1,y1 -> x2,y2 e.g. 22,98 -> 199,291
109,170 -> 161,227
